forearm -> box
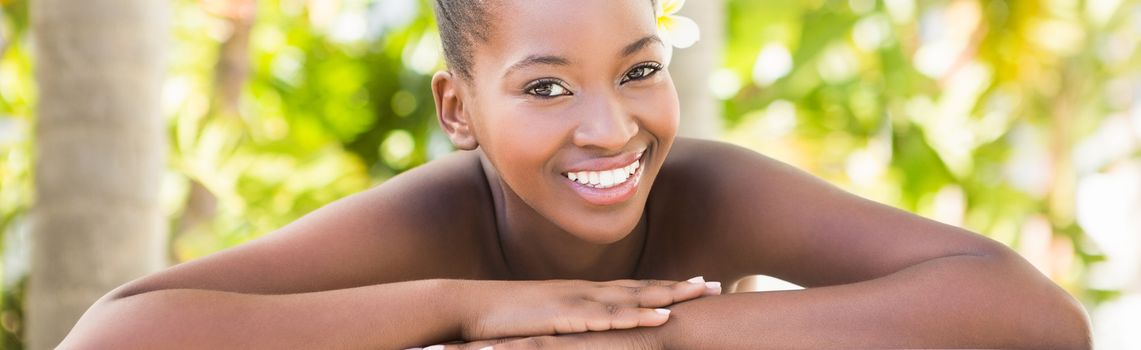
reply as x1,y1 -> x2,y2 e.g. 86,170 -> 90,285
655,254 -> 1091,349
61,279 -> 465,349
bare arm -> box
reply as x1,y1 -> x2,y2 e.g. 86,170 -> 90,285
451,252 -> 1089,349
655,140 -> 1090,348
462,140 -> 1086,349
60,153 -> 492,349
653,252 -> 1090,348
60,152 -> 710,349
63,279 -> 465,349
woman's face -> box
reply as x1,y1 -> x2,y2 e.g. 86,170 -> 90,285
464,0 -> 680,244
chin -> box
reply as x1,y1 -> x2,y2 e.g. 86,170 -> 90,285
557,206 -> 644,245
571,227 -> 635,245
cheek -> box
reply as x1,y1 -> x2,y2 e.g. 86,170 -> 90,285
631,79 -> 681,141
479,103 -> 574,189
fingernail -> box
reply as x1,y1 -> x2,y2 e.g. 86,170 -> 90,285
705,281 -> 721,289
655,308 -> 671,315
424,346 -> 444,350
687,276 -> 705,284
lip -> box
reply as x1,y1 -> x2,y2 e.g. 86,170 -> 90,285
560,150 -> 648,207
562,147 -> 647,173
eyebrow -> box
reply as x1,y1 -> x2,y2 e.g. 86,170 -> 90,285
504,55 -> 571,78
502,34 -> 663,78
620,35 -> 663,57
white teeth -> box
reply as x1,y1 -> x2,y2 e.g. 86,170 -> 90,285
614,169 -> 629,183
563,155 -> 644,189
599,171 -> 614,186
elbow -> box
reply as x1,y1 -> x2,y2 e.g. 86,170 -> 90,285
991,250 -> 1093,349
1039,302 -> 1092,350
1052,291 -> 1093,350
58,302 -> 126,350
59,292 -> 165,350
955,248 -> 1091,349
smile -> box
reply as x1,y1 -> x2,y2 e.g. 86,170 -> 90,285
563,153 -> 642,189
559,150 -> 647,206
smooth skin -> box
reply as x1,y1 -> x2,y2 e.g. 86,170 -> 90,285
61,0 -> 1091,349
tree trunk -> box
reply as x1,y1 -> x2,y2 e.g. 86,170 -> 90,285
28,0 -> 168,348
671,0 -> 725,139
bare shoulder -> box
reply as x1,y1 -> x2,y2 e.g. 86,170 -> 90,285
653,137 -> 805,210
110,151 -> 501,298
656,138 -> 831,211
645,138 -> 796,280
649,138 -> 1010,287
659,137 -> 790,180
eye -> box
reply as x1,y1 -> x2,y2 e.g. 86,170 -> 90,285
620,63 -> 663,84
525,79 -> 573,98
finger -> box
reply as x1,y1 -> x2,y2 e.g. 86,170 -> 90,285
494,330 -> 655,350
491,336 -> 559,350
440,338 -> 522,350
455,342 -> 497,350
590,277 -> 701,308
583,303 -> 671,331
633,276 -> 710,307
549,300 -> 666,334
703,281 -> 723,296
602,279 -> 675,288
667,276 -> 719,303
629,307 -> 673,328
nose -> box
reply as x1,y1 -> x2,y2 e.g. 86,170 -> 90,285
572,93 -> 638,152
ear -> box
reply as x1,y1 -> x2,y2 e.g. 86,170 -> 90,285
432,71 -> 479,150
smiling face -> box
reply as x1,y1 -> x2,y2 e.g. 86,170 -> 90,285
433,0 -> 680,244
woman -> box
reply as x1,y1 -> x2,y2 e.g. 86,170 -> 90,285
61,0 -> 1090,348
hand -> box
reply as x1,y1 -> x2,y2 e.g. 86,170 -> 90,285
423,327 -> 663,350
457,277 -> 719,341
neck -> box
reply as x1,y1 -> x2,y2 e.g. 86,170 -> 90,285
479,152 -> 646,281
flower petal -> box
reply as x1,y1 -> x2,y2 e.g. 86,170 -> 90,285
661,0 -> 685,16
665,15 -> 700,49
658,32 -> 675,66
657,15 -> 674,33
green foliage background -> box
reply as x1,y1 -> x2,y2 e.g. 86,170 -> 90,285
2,0 -> 1139,348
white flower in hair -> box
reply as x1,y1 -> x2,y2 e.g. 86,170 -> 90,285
656,0 -> 700,49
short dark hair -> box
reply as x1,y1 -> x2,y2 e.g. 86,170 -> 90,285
432,0 -> 496,80
432,0 -> 657,80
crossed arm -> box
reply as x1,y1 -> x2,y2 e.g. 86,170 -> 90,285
448,252 -> 1089,349
466,141 -> 1090,349
60,147 -> 1091,349
571,140 -> 1092,349
65,254 -> 1088,350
